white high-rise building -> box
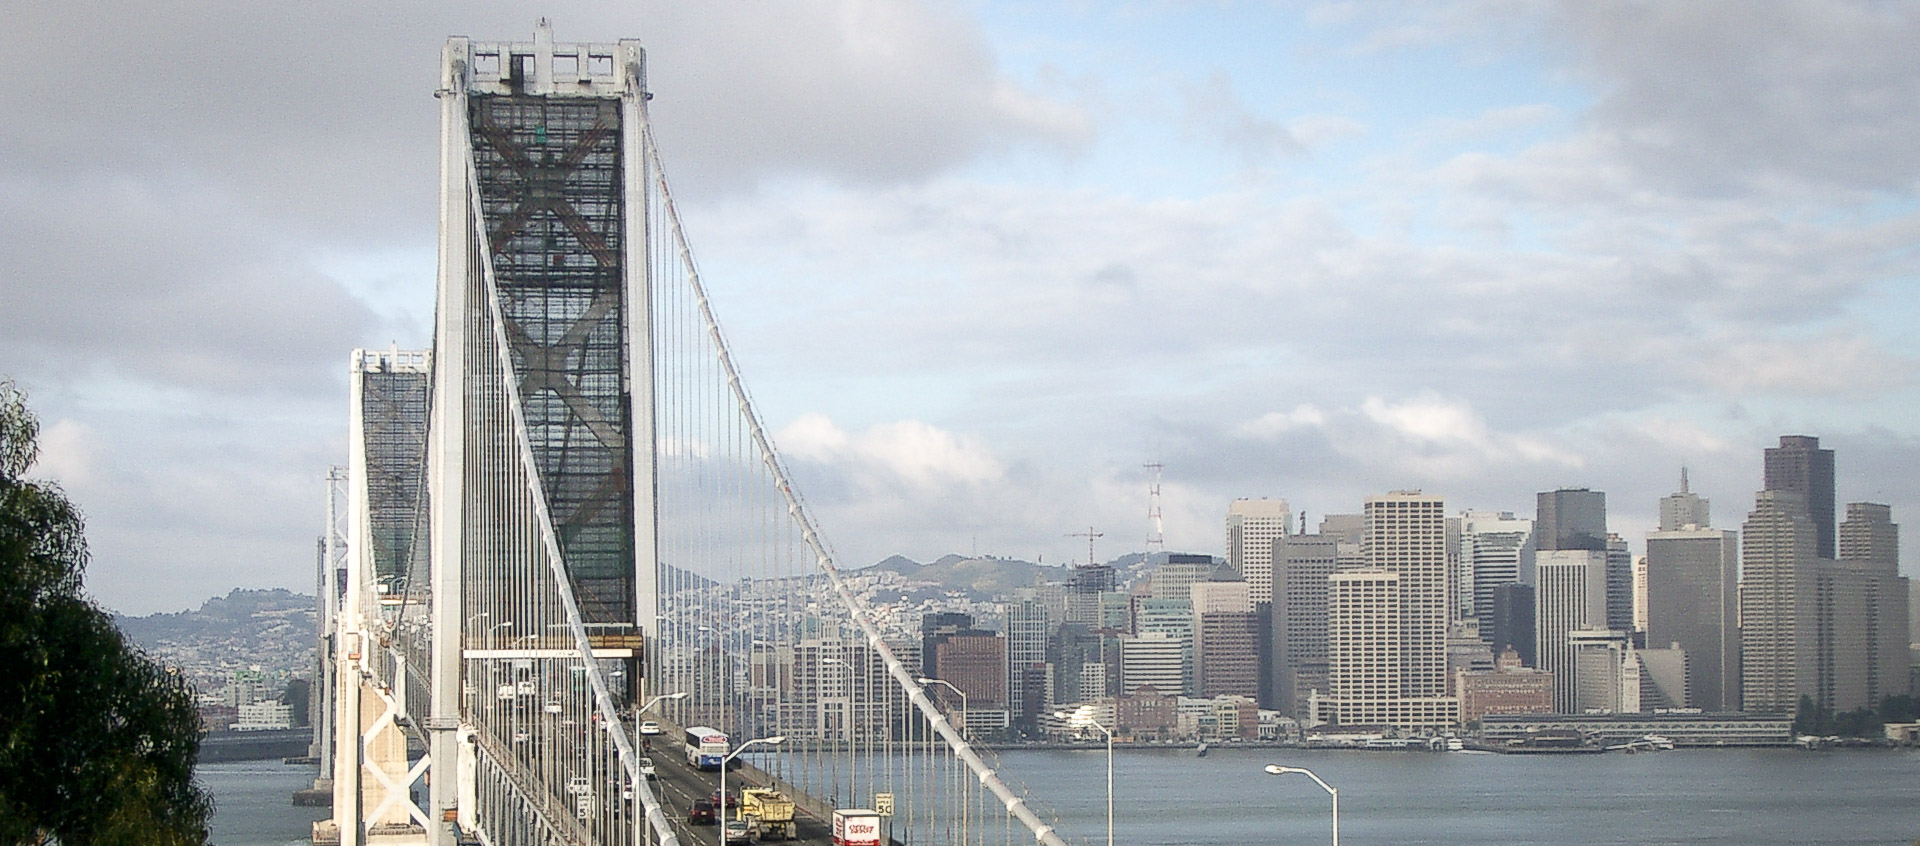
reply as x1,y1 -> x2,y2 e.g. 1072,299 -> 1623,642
1365,491 -> 1450,698
1536,550 -> 1608,712
1227,498 -> 1291,604
1459,511 -> 1535,638
1119,632 -> 1186,695
1328,571 -> 1403,707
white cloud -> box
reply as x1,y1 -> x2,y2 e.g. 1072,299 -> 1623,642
30,419 -> 101,489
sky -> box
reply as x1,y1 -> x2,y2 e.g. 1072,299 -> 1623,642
4,1 -> 1919,615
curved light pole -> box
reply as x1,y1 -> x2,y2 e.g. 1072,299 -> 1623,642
1056,710 -> 1113,846
641,690 -> 688,714
915,676 -> 968,738
720,735 -> 786,845
1264,764 -> 1337,846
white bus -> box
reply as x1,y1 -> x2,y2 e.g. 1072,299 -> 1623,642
684,725 -> 729,770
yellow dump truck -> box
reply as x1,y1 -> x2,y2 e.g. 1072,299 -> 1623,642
739,788 -> 798,841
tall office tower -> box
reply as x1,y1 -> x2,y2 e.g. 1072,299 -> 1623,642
1659,468 -> 1711,530
1227,498 -> 1291,604
1831,503 -> 1909,711
1740,490 -> 1820,714
1537,488 -> 1607,552
1050,623 -> 1108,704
921,612 -> 978,683
1633,555 -> 1649,632
1149,553 -> 1218,600
932,630 -> 1008,710
1646,522 -> 1739,711
1133,597 -> 1195,694
1274,533 -> 1339,718
1605,533 -> 1635,633
1535,550 -> 1608,712
1004,592 -> 1051,731
1365,491 -> 1451,697
1327,571 -> 1404,716
1490,583 -> 1536,667
1196,612 -> 1262,699
1190,580 -> 1257,697
1119,632 -> 1187,695
1460,511 -> 1535,637
1765,435 -> 1836,558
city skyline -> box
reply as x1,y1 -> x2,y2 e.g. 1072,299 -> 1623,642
4,4 -> 1920,615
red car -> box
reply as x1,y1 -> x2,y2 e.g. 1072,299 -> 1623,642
710,789 -> 739,809
689,799 -> 716,825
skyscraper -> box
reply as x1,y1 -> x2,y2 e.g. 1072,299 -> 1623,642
1535,550 -> 1608,712
1490,583 -> 1536,668
1227,498 -> 1291,604
1606,533 -> 1635,633
1537,488 -> 1607,552
1740,490 -> 1819,714
1365,491 -> 1451,698
1646,522 -> 1739,711
1003,592 -> 1051,732
1831,503 -> 1909,711
1659,468 -> 1711,531
1274,533 -> 1339,718
1460,511 -> 1535,637
1764,435 -> 1836,559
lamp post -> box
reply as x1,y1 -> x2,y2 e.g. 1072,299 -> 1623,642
1055,710 -> 1113,846
719,735 -> 786,845
1263,764 -> 1337,846
915,676 -> 968,738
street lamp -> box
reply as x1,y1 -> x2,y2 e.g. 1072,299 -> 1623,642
1055,710 -> 1113,846
916,677 -> 968,738
719,735 -> 786,846
1264,764 -> 1338,846
640,691 -> 688,714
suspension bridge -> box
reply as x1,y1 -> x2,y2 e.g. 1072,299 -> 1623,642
308,23 -> 1076,846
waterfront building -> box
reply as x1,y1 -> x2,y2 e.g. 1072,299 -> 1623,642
1456,648 -> 1554,724
1227,498 -> 1291,604
1536,550 -> 1608,712
1115,687 -> 1177,740
1764,435 -> 1836,559
1477,712 -> 1794,746
1647,518 -> 1739,711
1446,622 -> 1496,694
1459,511 -> 1535,638
1569,629 -> 1639,713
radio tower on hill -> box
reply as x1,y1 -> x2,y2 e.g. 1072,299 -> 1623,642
1144,462 -> 1165,555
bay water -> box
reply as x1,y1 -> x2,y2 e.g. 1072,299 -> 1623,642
204,746 -> 1920,845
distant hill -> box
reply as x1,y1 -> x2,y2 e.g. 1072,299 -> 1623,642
113,588 -> 317,693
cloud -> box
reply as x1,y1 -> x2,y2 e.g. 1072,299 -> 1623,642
30,419 -> 101,489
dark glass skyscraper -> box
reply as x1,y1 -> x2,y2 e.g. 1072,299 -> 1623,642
1764,435 -> 1836,559
1536,489 -> 1607,552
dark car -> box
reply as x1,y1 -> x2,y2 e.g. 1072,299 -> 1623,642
689,799 -> 717,825
710,789 -> 739,809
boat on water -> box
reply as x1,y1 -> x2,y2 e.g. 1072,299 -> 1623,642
1195,742 -> 1209,757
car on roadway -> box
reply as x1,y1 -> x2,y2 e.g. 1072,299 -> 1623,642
689,799 -> 716,825
639,720 -> 663,735
711,789 -> 738,809
638,757 -> 657,780
723,819 -> 755,844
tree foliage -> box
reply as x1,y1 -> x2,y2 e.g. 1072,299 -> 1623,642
0,381 -> 213,845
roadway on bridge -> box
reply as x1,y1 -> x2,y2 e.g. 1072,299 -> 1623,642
634,732 -> 834,846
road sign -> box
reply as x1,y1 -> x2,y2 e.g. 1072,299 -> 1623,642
874,792 -> 894,817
